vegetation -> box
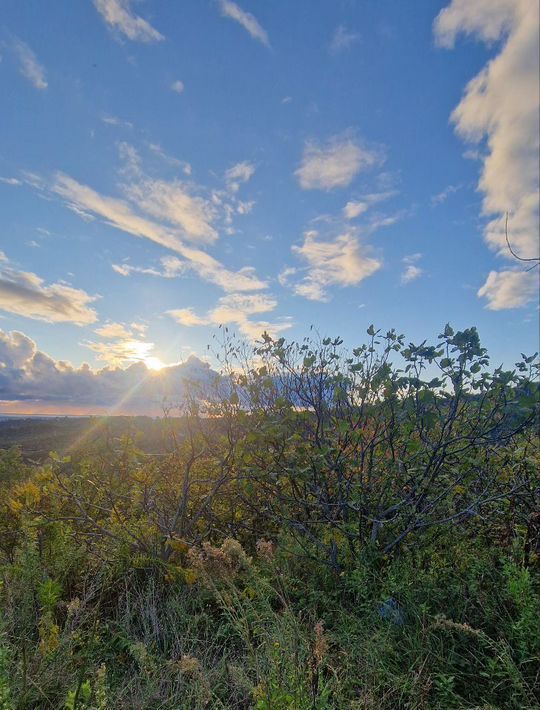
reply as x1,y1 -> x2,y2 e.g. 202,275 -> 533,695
0,325 -> 538,709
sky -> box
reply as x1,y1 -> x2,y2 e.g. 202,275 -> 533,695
0,0 -> 538,414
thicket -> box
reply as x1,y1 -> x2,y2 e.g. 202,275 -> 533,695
0,325 -> 538,708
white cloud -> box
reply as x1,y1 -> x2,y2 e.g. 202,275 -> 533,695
295,133 -> 382,190
101,114 -> 134,129
477,269 -> 538,310
167,308 -> 209,327
52,173 -> 186,252
343,191 -> 397,220
168,292 -> 290,341
12,38 -> 47,90
401,264 -> 423,284
93,0 -> 164,42
329,26 -> 360,54
123,179 -> 218,244
343,201 -> 369,219
177,246 -> 267,292
113,249 -> 266,293
147,143 -> 191,173
171,79 -> 184,94
288,229 -> 381,301
0,257 -> 98,325
0,177 -> 23,186
431,184 -> 462,205
85,338 -> 155,367
219,1 -> 269,46
401,253 -> 423,285
112,255 -> 186,280
94,322 -> 134,339
278,266 -> 297,287
435,0 -> 540,308
27,149 -> 266,295
225,161 -> 256,192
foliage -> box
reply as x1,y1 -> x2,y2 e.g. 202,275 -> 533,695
0,325 -> 538,708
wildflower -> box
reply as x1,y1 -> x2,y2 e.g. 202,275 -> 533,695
256,538 -> 275,561
188,538 -> 251,578
66,597 -> 81,617
312,620 -> 328,667
178,654 -> 201,676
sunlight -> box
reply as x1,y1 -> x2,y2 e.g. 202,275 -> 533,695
144,356 -> 165,371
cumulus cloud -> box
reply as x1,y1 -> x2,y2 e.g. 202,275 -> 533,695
283,229 -> 381,301
12,38 -> 47,90
477,269 -> 538,310
434,0 -> 539,309
0,328 -> 216,415
0,256 -> 98,325
93,0 -> 164,42
329,26 -> 360,54
168,293 -> 291,340
219,0 -> 269,46
295,133 -> 382,190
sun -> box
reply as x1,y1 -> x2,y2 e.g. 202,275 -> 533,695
144,356 -> 166,371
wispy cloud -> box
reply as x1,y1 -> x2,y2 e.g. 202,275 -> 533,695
123,178 -> 218,244
431,183 -> 462,206
343,191 -> 397,220
225,161 -> 256,192
295,133 -> 382,190
282,229 -> 381,301
101,114 -> 134,129
23,152 -> 266,295
219,0 -> 270,46
435,0 -> 539,309
171,79 -> 184,94
0,177 -> 22,186
93,0 -> 164,42
112,256 -> 185,279
401,253 -> 424,284
147,143 -> 191,174
329,25 -> 360,54
12,38 -> 47,90
113,250 -> 266,293
0,255 -> 98,325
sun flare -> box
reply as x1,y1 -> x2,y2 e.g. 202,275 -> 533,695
144,356 -> 166,371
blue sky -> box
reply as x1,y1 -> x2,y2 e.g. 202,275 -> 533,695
0,0 -> 538,413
